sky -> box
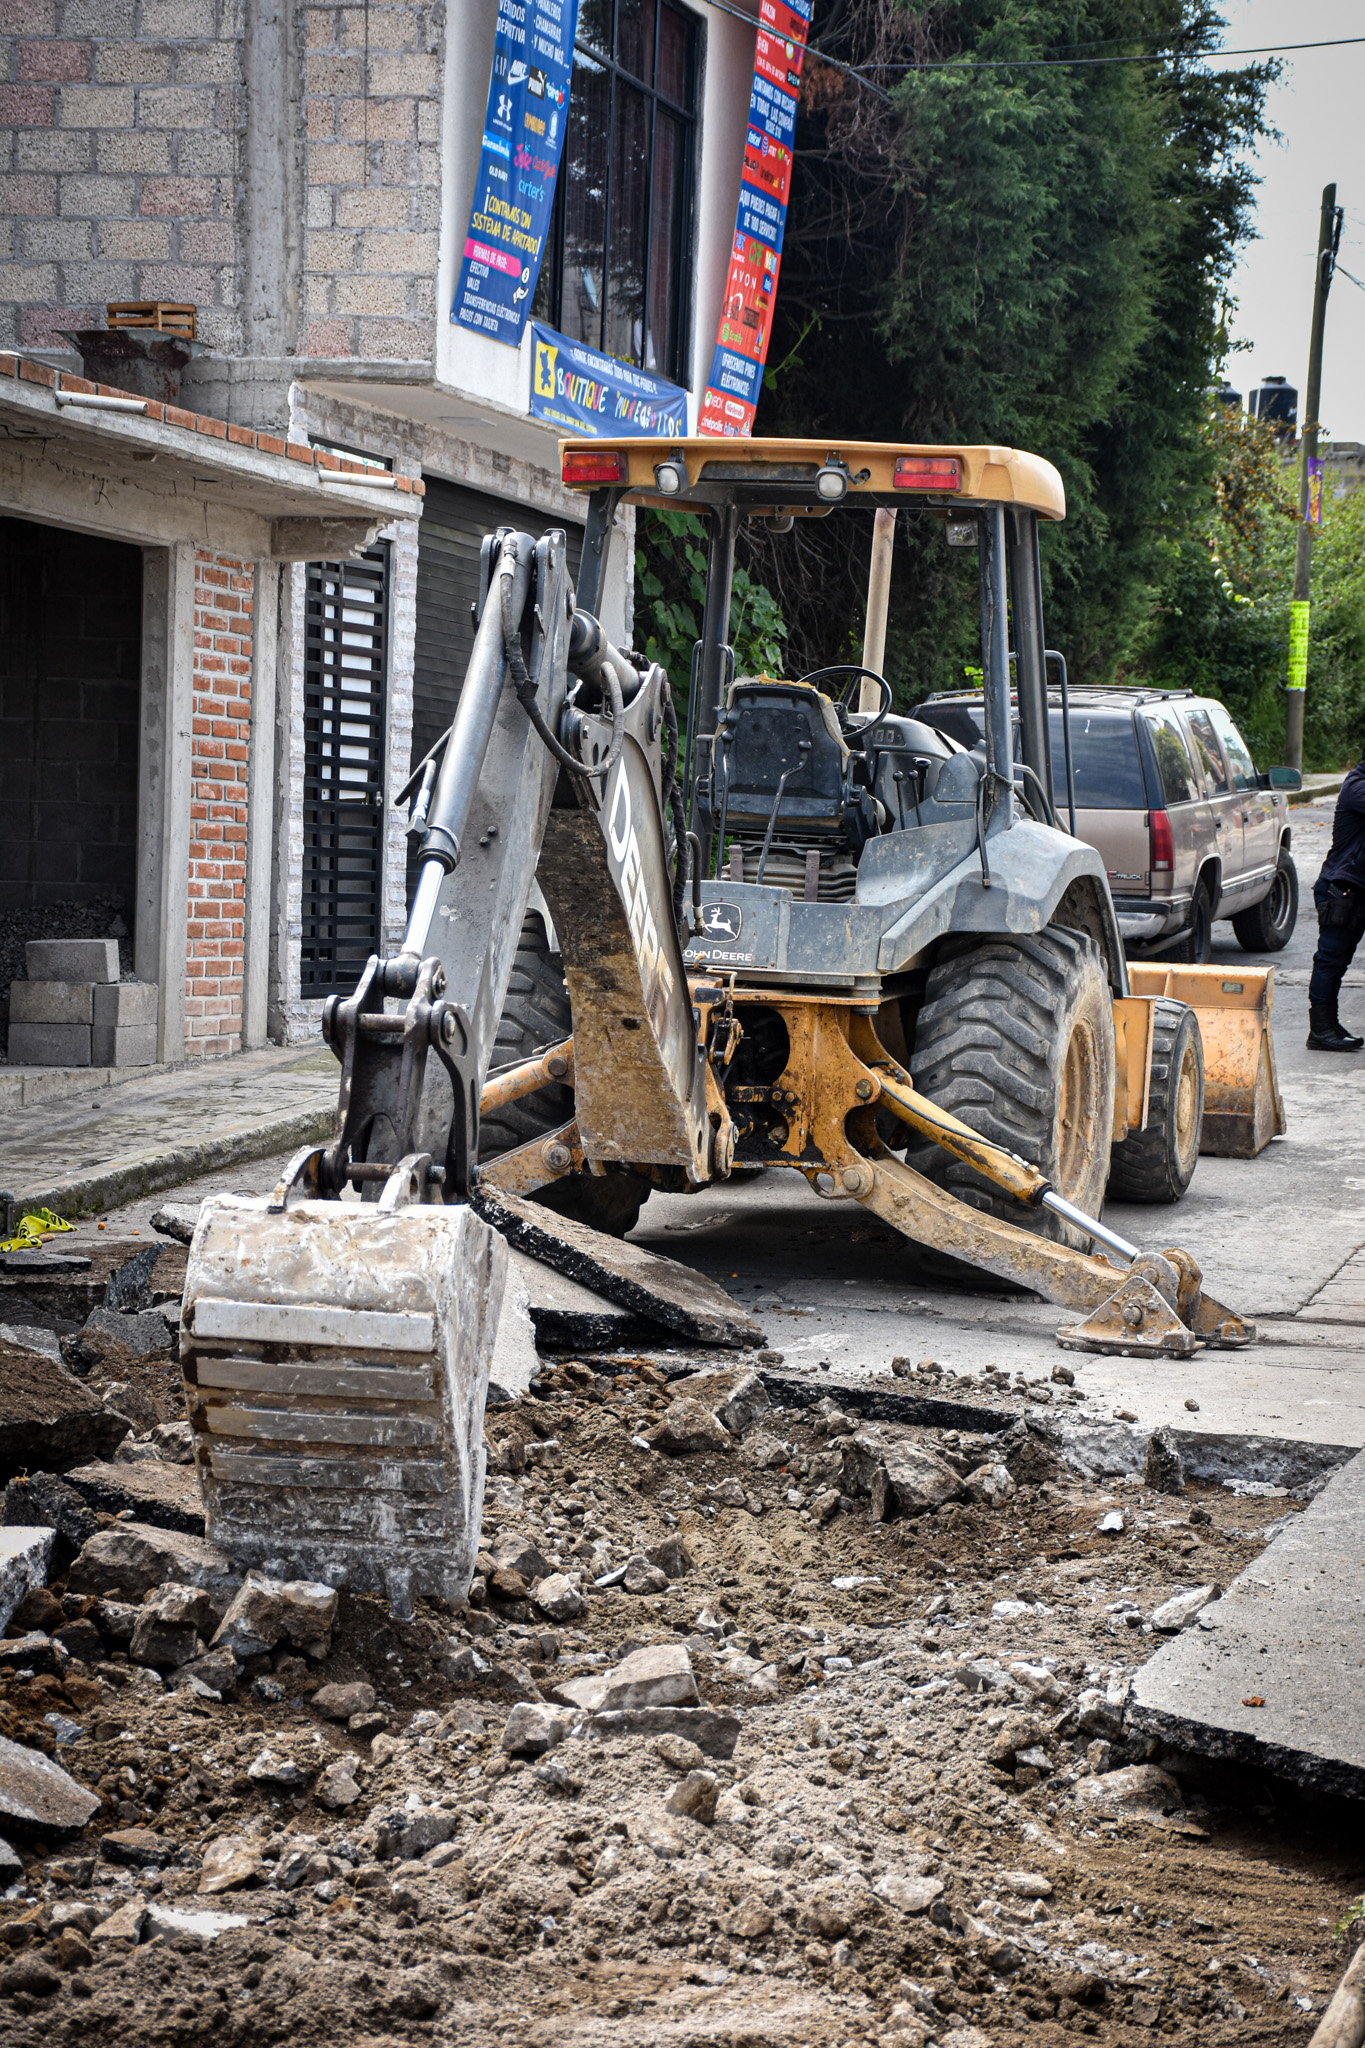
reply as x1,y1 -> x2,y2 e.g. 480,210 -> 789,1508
1213,0 -> 1365,441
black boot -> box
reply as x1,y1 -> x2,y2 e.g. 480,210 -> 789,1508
1307,1005 -> 1364,1051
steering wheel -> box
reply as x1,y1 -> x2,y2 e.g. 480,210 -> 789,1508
796,665 -> 893,733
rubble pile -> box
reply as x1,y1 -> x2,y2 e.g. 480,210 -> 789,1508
0,1342 -> 1354,2045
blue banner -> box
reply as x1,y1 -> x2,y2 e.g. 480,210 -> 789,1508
529,323 -> 688,437
451,0 -> 579,346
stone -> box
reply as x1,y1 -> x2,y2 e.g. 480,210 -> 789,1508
711,1477 -> 748,1508
211,1572 -> 337,1659
727,1896 -> 773,1939
584,1707 -> 741,1758
1002,1870 -> 1053,1898
492,1535 -> 551,1582
0,1957 -> 62,1996
1008,1661 -> 1067,1705
149,1421 -> 194,1464
373,1806 -> 459,1861
1074,1764 -> 1188,1825
1075,1682 -> 1128,1737
0,1527 -> 55,1636
199,1837 -> 264,1893
312,1681 -> 375,1721
316,1760 -> 363,1809
96,1599 -> 139,1642
501,1703 -> 573,1756
174,1648 -> 238,1698
247,1749 -> 311,1789
129,1582 -> 215,1669
470,1185 -> 766,1348
149,1204 -> 203,1245
0,1324 -> 64,1365
142,1903 -> 250,1944
99,1826 -> 174,1869
70,1305 -> 175,1373
812,1487 -> 841,1525
873,1871 -> 944,1914
102,1246 -> 164,1314
645,1398 -> 731,1456
576,1643 -> 699,1713
0,1840 -> 20,1879
13,1586 -> 62,1633
645,1532 -> 691,1577
1149,1583 -> 1220,1632
0,1734 -> 100,1832
68,1523 -> 237,1605
1096,1509 -> 1125,1533
0,1631 -> 67,1678
964,1461 -> 1016,1507
989,1713 -> 1046,1767
622,1554 -> 668,1595
802,1882 -> 862,1940
2,1475 -> 99,1568
52,1615 -> 101,1663
870,1443 -> 966,1521
627,1813 -> 687,1859
0,1346 -> 131,1473
440,1645 -> 490,1684
91,1898 -> 147,1943
59,1460 -> 205,1537
533,1573 -> 584,1621
653,1733 -> 706,1773
670,1367 -> 771,1436
663,1768 -> 717,1823
1144,1425 -> 1186,1495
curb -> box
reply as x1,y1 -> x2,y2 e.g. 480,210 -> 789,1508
0,1103 -> 334,1234
1289,775 -> 1346,807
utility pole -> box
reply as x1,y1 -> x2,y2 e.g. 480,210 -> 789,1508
1285,182 -> 1344,773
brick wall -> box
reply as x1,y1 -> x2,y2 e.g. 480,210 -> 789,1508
301,0 -> 441,359
0,0 -> 243,354
187,547 -> 251,1057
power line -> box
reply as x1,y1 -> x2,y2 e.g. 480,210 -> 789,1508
854,35 -> 1365,72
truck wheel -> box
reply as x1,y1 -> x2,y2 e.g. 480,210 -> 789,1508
1178,879 -> 1214,963
1106,998 -> 1203,1203
478,911 -> 650,1237
905,927 -> 1116,1249
1231,848 -> 1298,953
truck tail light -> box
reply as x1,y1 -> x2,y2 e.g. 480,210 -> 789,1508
894,455 -> 961,491
1150,808 -> 1174,873
562,449 -> 627,486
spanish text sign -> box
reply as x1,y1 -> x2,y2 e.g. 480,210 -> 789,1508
451,0 -> 579,346
529,324 -> 688,436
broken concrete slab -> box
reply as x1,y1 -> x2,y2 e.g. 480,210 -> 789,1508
212,1573 -> 337,1659
60,1458 -> 206,1535
2,1473 -> 100,1567
669,1367 -> 771,1435
869,1442 -> 966,1521
488,1258 -> 537,1406
67,1521 -> 239,1606
0,1239 -> 186,1326
0,1528 -> 55,1634
0,1323 -> 64,1364
1127,1447 -> 1365,1800
0,1732 -> 101,1832
69,1304 -> 176,1375
505,1246 -> 653,1352
0,1342 -> 132,1478
471,1185 -> 765,1350
582,1706 -> 742,1758
150,1204 -> 203,1244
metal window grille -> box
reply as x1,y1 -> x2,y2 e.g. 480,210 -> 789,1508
300,545 -> 389,996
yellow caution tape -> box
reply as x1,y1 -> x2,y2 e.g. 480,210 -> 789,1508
0,1206 -> 77,1253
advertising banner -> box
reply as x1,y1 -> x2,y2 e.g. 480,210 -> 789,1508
450,0 -> 580,347
697,0 -> 812,436
1307,455 -> 1324,527
529,323 -> 688,437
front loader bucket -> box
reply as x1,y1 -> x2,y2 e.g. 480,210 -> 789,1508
1127,965 -> 1285,1158
179,1195 -> 505,1618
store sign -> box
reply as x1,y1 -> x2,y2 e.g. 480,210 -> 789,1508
450,0 -> 579,346
529,323 -> 688,436
698,0 -> 812,436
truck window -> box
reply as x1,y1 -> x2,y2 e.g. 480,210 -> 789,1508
1143,705 -> 1199,806
1184,708 -> 1231,796
1047,708 -> 1146,809
1204,701 -> 1257,791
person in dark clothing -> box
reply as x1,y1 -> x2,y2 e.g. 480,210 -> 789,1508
1308,753 -> 1365,1050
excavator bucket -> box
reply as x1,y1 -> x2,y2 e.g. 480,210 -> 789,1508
1127,964 -> 1286,1158
179,1192 -> 505,1619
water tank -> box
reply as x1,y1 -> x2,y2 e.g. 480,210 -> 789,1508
1249,376 -> 1298,429
1213,385 -> 1242,410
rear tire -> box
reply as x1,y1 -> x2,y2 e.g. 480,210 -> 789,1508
1106,998 -> 1203,1203
905,927 -> 1117,1249
1231,847 -> 1298,953
1178,879 -> 1214,963
478,911 -> 650,1237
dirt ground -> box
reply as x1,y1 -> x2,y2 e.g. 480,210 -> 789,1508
2,1343 -> 1363,2048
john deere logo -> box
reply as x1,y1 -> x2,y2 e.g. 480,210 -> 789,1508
533,336 -> 557,399
701,901 -> 743,942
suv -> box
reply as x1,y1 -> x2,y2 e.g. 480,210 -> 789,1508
910,687 -> 1301,960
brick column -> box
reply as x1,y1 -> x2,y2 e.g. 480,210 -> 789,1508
187,548 -> 253,1057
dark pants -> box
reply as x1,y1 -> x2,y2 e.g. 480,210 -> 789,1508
1310,880 -> 1365,1013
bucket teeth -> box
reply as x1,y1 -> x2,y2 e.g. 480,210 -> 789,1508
179,1195 -> 505,1617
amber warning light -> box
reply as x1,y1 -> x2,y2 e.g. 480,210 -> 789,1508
562,449 -> 627,486
894,456 -> 961,491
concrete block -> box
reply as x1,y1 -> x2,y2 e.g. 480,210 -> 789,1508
6,1021 -> 92,1065
9,979 -> 94,1025
25,937 -> 118,982
91,1022 -> 157,1067
0,1527 -> 55,1635
93,980 -> 157,1027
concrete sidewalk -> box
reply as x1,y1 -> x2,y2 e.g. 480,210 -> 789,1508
0,1042 -> 337,1231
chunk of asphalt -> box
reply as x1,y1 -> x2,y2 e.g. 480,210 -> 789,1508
470,1186 -> 765,1350
0,1341 -> 132,1475
1127,1447 -> 1365,1800
0,1731 -> 101,1833
509,1249 -> 656,1353
0,1527 -> 55,1635
103,1245 -> 164,1313
60,1460 -> 206,1536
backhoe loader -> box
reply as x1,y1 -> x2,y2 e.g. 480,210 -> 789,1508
179,438 -> 1275,1616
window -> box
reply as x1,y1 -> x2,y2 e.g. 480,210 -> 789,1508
1046,709 -> 1147,809
1204,701 -> 1258,792
533,0 -> 699,385
300,546 -> 389,997
1143,705 -> 1200,807
1184,708 -> 1231,796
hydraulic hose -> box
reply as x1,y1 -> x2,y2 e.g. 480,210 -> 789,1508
499,535 -> 623,783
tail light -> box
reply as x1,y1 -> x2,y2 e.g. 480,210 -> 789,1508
1150,808 -> 1174,873
894,455 -> 961,491
562,449 -> 627,486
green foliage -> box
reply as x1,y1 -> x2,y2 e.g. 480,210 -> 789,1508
1138,411 -> 1365,769
751,0 -> 1274,699
634,509 -> 788,711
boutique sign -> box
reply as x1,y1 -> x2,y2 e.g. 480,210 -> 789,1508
529,324 -> 688,437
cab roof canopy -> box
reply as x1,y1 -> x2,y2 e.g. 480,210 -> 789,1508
559,437 -> 1066,522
